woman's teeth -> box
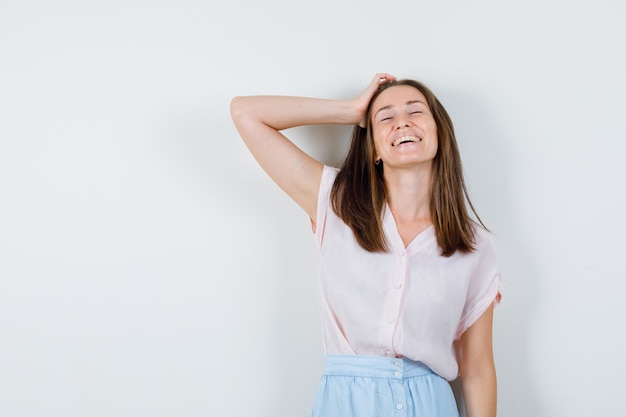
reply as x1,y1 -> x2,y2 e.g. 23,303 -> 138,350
392,136 -> 421,147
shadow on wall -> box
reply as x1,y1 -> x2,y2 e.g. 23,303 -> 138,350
443,89 -> 541,417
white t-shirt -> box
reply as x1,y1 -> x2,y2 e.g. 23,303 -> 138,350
314,166 -> 501,381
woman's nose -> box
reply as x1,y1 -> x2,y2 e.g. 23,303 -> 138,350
395,119 -> 410,129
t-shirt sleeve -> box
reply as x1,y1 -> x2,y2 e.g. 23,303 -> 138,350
314,166 -> 339,249
455,230 -> 502,340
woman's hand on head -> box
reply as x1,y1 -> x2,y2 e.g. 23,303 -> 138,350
353,73 -> 396,127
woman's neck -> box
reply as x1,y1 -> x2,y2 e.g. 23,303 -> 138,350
384,165 -> 432,224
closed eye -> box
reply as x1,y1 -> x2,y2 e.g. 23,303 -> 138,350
407,101 -> 426,115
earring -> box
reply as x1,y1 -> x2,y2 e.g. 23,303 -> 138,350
375,159 -> 381,165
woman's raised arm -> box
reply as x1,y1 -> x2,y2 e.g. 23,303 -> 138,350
229,73 -> 395,220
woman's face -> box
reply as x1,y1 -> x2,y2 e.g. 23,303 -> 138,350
370,85 -> 438,169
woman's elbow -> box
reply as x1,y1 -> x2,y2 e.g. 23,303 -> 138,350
230,96 -> 246,122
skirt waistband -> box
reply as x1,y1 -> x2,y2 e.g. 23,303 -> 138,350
323,355 -> 434,379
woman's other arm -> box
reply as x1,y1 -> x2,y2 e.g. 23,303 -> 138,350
460,303 -> 497,417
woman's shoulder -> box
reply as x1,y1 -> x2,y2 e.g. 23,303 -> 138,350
320,165 -> 340,192
317,165 -> 340,207
471,221 -> 497,251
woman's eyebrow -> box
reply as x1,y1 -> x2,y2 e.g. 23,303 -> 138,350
374,105 -> 393,117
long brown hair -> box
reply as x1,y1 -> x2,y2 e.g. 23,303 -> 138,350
330,79 -> 486,256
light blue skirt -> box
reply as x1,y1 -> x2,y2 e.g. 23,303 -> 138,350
311,355 -> 459,417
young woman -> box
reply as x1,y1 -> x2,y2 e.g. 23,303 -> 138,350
230,73 -> 501,417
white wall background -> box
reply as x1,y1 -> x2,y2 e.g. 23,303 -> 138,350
1,0 -> 624,416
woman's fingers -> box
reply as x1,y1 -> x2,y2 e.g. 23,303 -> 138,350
355,73 -> 397,127
375,73 -> 396,85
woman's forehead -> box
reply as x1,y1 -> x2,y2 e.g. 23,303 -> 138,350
372,85 -> 427,110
